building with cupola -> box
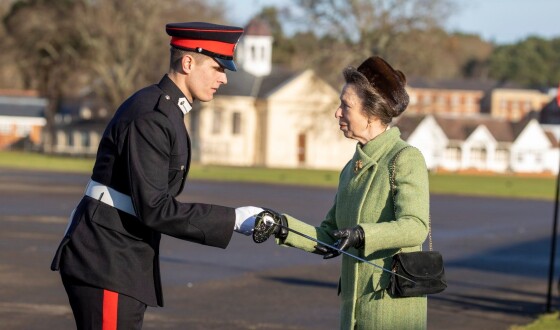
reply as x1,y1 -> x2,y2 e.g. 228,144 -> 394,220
187,18 -> 355,169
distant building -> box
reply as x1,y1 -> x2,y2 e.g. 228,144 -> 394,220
44,98 -> 109,156
190,18 -> 355,170
407,78 -> 555,123
0,90 -> 47,150
36,17 -> 560,175
406,78 -> 494,117
395,113 -> 559,174
481,87 -> 551,122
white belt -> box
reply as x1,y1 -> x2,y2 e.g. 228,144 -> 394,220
84,180 -> 137,216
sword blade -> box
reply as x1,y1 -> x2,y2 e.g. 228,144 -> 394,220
272,222 -> 416,284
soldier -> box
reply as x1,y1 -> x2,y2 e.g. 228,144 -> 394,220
51,22 -> 263,329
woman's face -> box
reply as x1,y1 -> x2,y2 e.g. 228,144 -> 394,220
335,83 -> 370,143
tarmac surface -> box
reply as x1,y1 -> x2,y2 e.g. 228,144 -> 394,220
1,168 -> 559,329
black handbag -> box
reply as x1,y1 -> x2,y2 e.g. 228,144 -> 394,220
388,147 -> 447,297
389,251 -> 447,297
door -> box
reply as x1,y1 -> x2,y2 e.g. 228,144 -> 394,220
297,133 -> 306,164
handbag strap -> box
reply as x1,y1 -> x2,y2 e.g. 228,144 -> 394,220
389,146 -> 433,251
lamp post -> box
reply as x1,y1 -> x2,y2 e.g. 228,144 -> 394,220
547,162 -> 559,312
546,83 -> 560,313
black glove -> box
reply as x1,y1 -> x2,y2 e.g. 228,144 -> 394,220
321,226 -> 365,259
252,209 -> 289,243
312,244 -> 338,258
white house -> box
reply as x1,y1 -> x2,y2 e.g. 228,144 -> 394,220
398,115 -> 448,170
510,119 -> 556,173
396,114 -> 559,174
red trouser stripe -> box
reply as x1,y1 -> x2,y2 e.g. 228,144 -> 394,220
102,290 -> 118,330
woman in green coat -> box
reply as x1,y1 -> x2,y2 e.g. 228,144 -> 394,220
257,56 -> 430,329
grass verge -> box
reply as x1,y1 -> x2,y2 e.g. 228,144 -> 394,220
511,312 -> 560,330
0,151 -> 557,200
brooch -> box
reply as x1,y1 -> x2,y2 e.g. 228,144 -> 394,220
354,160 -> 363,174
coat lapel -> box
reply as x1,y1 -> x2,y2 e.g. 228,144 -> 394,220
336,128 -> 401,228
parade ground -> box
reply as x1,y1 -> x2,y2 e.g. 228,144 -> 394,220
1,168 -> 558,329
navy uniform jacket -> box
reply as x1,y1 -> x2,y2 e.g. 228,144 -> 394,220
51,75 -> 236,307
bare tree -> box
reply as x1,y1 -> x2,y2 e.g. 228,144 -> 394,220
0,1 -> 22,88
3,0 -> 90,152
290,0 -> 456,82
73,0 -> 227,111
3,0 -> 228,151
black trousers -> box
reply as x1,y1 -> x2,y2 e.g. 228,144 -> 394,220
61,275 -> 147,330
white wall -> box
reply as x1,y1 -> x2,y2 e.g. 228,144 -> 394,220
198,97 -> 258,166
405,116 -> 448,170
510,120 -> 552,173
264,70 -> 354,170
462,126 -> 496,171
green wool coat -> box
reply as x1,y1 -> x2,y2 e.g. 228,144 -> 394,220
280,127 -> 429,330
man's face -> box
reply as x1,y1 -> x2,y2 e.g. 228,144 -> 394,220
187,57 -> 228,102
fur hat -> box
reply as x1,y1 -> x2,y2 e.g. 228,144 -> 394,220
357,56 -> 409,115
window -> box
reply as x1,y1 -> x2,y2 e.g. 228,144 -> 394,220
67,131 -> 74,147
495,149 -> 509,163
56,132 -> 65,146
446,147 -> 461,162
0,122 -> 12,134
451,94 -> 459,106
250,45 -> 256,61
212,110 -> 222,134
470,147 -> 487,164
81,131 -> 90,148
499,98 -> 506,110
535,152 -> 542,163
232,112 -> 241,135
16,125 -> 31,137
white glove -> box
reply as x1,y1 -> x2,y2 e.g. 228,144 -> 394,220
234,206 -> 264,236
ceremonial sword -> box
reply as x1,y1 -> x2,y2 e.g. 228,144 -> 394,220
253,212 -> 416,284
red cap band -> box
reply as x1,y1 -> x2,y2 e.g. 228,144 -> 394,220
170,37 -> 235,58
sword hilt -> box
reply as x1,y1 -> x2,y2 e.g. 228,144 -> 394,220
253,211 -> 279,243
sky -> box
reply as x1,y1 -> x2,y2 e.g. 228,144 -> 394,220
223,0 -> 560,45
